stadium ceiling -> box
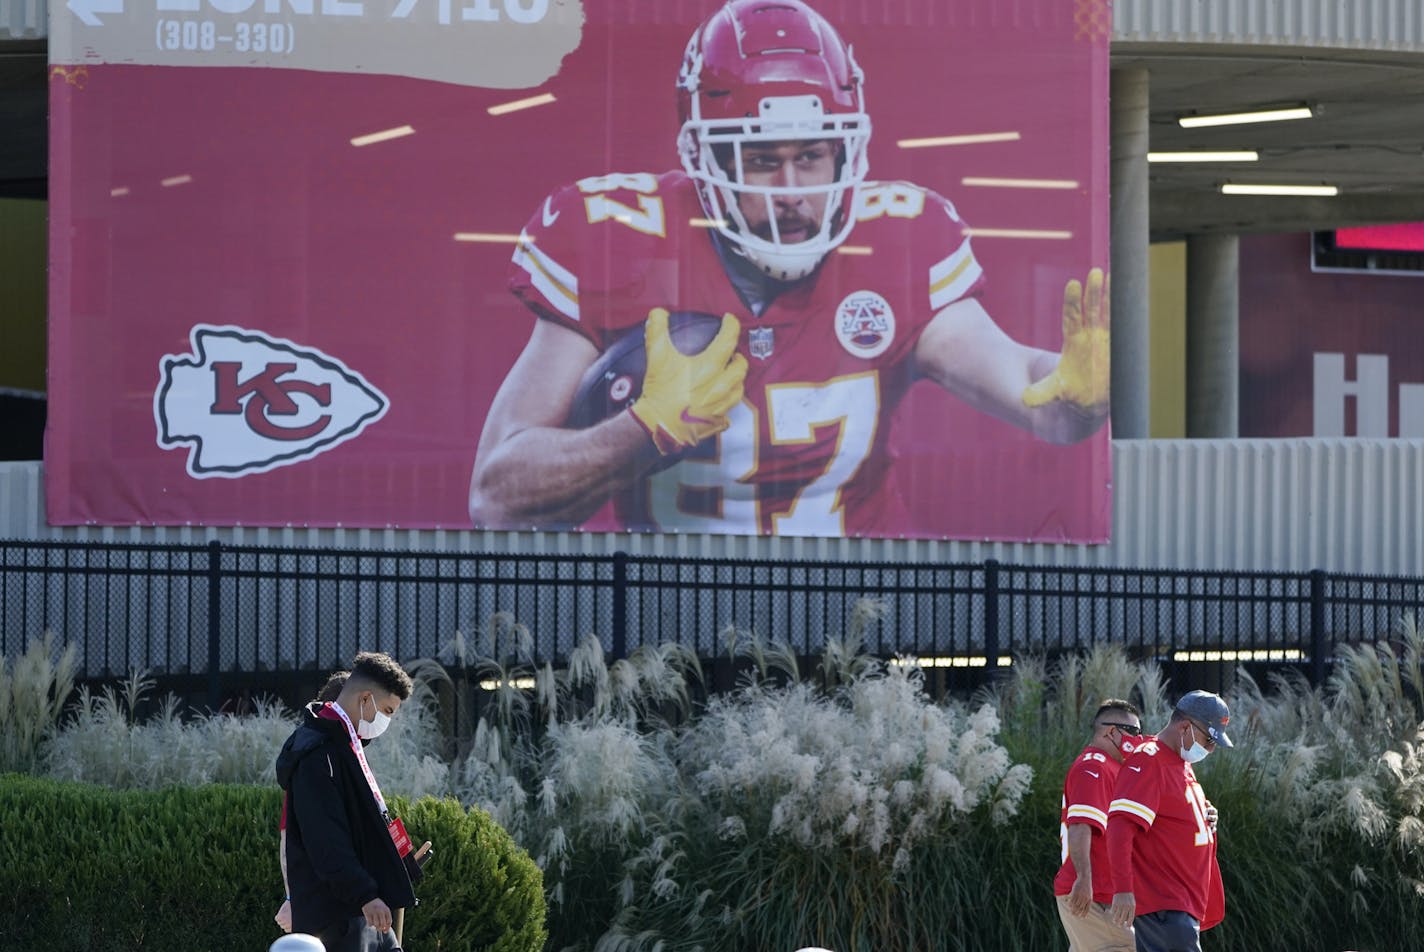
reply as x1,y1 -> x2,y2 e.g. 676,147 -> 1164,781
1128,44 -> 1424,240
3,40 -> 1423,241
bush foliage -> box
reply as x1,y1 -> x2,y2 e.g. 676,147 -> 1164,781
8,608 -> 1424,950
0,775 -> 545,952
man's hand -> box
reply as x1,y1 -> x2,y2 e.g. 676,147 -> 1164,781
1109,891 -> 1136,928
1022,267 -> 1110,415
274,899 -> 292,933
629,308 -> 747,455
1206,800 -> 1219,833
1067,874 -> 1094,917
362,897 -> 393,933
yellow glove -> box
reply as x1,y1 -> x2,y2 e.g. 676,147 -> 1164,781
1022,267 -> 1110,414
630,308 -> 747,455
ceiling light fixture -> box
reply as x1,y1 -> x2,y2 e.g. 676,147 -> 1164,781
479,676 -> 536,690
1147,150 -> 1260,163
890,655 -> 1014,669
1173,649 -> 1305,662
1220,183 -> 1338,196
1178,106 -> 1312,128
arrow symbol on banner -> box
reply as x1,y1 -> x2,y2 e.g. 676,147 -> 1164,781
68,0 -> 123,26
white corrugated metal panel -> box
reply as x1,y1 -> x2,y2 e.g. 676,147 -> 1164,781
1110,438 -> 1424,574
5,439 -> 1423,574
1114,0 -> 1424,51
0,0 -> 46,39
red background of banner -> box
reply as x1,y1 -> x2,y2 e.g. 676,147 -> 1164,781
48,1 -> 1110,539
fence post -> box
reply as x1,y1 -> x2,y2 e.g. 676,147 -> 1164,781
207,540 -> 223,709
984,559 -> 1001,668
611,551 -> 628,661
1309,569 -> 1327,687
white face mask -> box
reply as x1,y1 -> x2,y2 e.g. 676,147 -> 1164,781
357,694 -> 392,740
1180,724 -> 1210,764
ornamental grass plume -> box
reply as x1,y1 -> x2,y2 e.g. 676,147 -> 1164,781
20,613 -> 1424,950
595,651 -> 1034,951
45,670 -> 157,787
0,632 -> 76,774
40,663 -> 446,795
362,671 -> 452,799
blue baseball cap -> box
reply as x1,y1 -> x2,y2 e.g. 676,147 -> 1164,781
1175,690 -> 1235,748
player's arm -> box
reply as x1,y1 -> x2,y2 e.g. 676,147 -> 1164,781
914,269 -> 1109,444
469,310 -> 747,527
469,318 -> 660,529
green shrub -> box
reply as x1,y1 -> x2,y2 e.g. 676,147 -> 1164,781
0,775 -> 545,952
398,793 -> 548,952
15,614 -> 1424,950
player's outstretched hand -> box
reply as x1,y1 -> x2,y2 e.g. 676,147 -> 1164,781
630,307 -> 747,455
1022,267 -> 1110,415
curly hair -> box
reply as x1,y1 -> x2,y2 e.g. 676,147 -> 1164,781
348,651 -> 413,701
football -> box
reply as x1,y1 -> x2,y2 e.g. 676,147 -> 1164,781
565,310 -> 729,428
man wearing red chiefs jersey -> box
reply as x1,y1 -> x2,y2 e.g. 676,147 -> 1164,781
469,0 -> 1110,535
1107,691 -> 1235,952
1055,699 -> 1143,952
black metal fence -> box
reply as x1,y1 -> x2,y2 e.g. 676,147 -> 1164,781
2,539 -> 1423,707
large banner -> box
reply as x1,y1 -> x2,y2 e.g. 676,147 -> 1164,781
47,0 -> 1112,540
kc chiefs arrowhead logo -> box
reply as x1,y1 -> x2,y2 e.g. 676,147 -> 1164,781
155,325 -> 388,478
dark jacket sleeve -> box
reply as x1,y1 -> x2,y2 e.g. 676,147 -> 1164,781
290,747 -> 380,908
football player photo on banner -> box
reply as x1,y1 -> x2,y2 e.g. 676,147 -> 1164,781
47,0 -> 1112,541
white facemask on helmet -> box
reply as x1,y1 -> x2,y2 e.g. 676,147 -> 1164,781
676,0 -> 872,282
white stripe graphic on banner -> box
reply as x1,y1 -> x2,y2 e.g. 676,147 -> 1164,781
929,239 -> 981,311
513,233 -> 580,321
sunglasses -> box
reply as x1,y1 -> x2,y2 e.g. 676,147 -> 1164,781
1104,722 -> 1143,736
1187,720 -> 1218,748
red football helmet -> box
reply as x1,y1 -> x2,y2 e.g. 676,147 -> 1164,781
677,0 -> 872,281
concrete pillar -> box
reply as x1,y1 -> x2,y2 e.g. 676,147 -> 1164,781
1110,66 -> 1151,439
1185,233 -> 1240,438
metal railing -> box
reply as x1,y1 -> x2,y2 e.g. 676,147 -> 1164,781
2,539 -> 1422,707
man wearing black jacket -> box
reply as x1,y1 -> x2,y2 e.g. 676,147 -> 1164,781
276,652 -> 418,951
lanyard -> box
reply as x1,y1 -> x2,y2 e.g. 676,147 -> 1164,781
322,701 -> 388,819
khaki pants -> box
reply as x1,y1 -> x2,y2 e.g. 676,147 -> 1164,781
1055,893 -> 1136,952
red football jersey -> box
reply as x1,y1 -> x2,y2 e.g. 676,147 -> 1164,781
508,171 -> 984,536
1054,745 -> 1121,903
1106,740 -> 1226,929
